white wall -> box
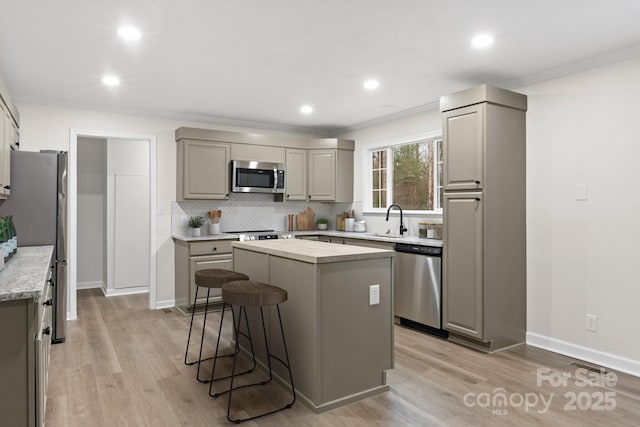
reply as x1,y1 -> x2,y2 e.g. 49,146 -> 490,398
16,104 -> 319,306
340,57 -> 640,374
519,58 -> 640,373
77,137 -> 106,288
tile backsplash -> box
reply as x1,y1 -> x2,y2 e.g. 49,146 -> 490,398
172,195 -> 443,238
172,193 -> 351,235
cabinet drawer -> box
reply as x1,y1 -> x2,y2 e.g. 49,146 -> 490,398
189,240 -> 234,256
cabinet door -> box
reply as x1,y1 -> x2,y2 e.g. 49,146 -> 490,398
443,104 -> 484,191
308,149 -> 335,201
189,254 -> 233,306
443,192 -> 484,339
183,140 -> 230,199
285,148 -> 307,201
0,103 -> 7,198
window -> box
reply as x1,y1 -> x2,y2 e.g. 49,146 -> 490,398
369,137 -> 442,211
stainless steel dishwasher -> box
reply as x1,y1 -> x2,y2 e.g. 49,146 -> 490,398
394,243 -> 447,338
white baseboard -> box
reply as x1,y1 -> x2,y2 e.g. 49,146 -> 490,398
527,332 -> 640,378
102,286 -> 149,297
155,299 -> 176,309
77,281 -> 104,290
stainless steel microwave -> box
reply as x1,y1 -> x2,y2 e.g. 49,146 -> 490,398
231,160 -> 285,193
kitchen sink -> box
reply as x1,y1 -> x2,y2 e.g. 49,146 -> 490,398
370,233 -> 405,239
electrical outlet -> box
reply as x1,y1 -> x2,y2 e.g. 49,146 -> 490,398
576,184 -> 588,201
586,314 -> 598,332
369,284 -> 380,305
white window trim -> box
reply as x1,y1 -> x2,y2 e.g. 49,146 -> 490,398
362,132 -> 443,214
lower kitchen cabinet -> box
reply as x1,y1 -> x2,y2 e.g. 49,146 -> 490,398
0,263 -> 53,427
442,193 -> 484,340
174,239 -> 235,313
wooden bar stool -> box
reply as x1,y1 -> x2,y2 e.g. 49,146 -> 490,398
217,280 -> 296,424
183,268 -> 254,383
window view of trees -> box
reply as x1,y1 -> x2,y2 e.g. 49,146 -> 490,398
370,138 -> 442,211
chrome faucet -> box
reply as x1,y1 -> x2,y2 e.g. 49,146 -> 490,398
385,203 -> 407,236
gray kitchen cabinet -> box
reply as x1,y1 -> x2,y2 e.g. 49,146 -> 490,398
0,263 -> 53,427
174,239 -> 235,313
0,74 -> 19,199
442,192 -> 484,339
0,102 -> 14,198
440,85 -> 527,352
284,148 -> 307,201
307,148 -> 353,202
177,139 -> 230,200
231,143 -> 284,163
443,104 -> 484,191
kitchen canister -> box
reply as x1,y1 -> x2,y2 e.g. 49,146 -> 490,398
345,217 -> 355,232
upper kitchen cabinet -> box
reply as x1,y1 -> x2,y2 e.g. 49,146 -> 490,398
284,148 -> 307,201
0,73 -> 20,199
175,128 -> 355,203
441,85 -> 527,192
442,104 -> 484,191
177,139 -> 230,200
307,141 -> 354,203
231,143 -> 284,164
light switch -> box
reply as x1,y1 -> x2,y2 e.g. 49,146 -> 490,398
369,284 -> 380,305
576,184 -> 587,201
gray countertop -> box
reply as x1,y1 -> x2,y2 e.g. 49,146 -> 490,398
172,230 -> 443,247
0,246 -> 54,302
232,239 -> 395,264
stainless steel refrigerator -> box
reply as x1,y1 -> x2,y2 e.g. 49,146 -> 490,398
0,150 -> 67,343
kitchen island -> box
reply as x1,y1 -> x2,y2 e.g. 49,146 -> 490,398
231,239 -> 395,412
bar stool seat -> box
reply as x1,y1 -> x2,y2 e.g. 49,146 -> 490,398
221,280 -> 287,307
195,269 -> 248,288
217,280 -> 296,424
184,269 -> 250,383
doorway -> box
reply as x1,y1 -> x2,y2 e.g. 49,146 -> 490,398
69,130 -> 157,320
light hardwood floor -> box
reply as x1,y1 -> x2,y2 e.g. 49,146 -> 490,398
45,289 -> 640,426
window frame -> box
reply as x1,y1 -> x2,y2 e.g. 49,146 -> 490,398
364,133 -> 443,214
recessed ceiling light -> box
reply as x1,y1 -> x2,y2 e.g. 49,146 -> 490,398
363,79 -> 380,90
102,75 -> 120,86
471,33 -> 494,48
118,26 -> 141,40
300,105 -> 313,114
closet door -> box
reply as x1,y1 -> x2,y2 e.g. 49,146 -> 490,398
114,174 -> 150,289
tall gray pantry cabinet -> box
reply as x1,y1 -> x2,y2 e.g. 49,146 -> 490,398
440,85 -> 527,352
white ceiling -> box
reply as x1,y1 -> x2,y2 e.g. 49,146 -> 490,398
1,0 -> 640,135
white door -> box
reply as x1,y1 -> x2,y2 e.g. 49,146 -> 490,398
114,174 -> 150,289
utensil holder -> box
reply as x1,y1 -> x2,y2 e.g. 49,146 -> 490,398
209,223 -> 220,235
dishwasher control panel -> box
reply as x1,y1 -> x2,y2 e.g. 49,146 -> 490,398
395,243 -> 442,257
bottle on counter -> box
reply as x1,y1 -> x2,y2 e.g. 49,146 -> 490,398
7,215 -> 16,255
0,217 -> 8,262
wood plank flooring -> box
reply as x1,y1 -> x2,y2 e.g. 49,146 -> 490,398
45,289 -> 640,426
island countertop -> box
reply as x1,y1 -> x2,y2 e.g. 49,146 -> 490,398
0,246 -> 54,302
232,238 -> 395,264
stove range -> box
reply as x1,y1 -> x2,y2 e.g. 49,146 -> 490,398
227,229 -> 294,241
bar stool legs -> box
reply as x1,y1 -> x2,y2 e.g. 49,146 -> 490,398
183,269 -> 253,384
226,304 -> 296,424
208,303 -> 257,397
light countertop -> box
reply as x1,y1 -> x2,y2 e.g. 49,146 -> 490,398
232,238 -> 394,264
172,232 -> 238,242
173,230 -> 443,247
0,246 -> 54,302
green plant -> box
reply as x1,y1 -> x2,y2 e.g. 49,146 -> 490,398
316,218 -> 329,225
188,215 -> 204,228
